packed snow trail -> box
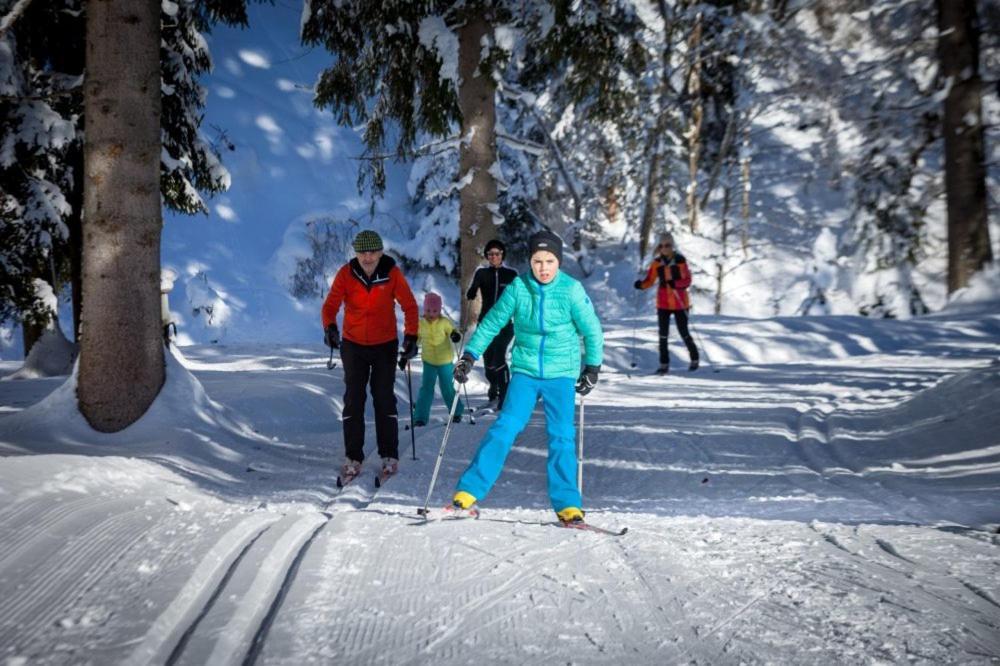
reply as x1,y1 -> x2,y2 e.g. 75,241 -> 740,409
1,312 -> 998,663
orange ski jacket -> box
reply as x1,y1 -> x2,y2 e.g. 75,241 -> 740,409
322,256 -> 418,346
638,253 -> 692,311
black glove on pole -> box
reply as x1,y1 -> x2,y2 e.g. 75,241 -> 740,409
398,333 -> 418,370
324,323 -> 340,349
575,365 -> 600,396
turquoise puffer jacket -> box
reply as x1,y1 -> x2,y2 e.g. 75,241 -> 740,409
466,271 -> 603,380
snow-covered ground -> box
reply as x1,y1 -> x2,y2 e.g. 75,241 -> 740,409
1,307 -> 999,664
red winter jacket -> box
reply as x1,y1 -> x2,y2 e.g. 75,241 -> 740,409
322,256 -> 418,346
638,253 -> 692,311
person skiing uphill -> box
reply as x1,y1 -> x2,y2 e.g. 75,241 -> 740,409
411,292 -> 464,427
465,239 -> 518,410
634,232 -> 699,374
322,230 -> 418,483
451,230 -> 604,524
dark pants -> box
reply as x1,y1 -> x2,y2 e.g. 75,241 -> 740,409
482,322 -> 513,407
658,309 -> 699,366
340,339 -> 399,462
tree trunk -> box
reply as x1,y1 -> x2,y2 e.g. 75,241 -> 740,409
715,184 -> 731,315
685,11 -> 703,233
638,137 -> 662,265
22,318 -> 44,358
67,143 -> 84,343
457,12 -> 497,329
78,0 -> 164,432
937,0 -> 992,293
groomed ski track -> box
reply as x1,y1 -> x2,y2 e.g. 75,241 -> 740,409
1,312 -> 999,663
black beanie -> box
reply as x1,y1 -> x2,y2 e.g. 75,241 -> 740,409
484,239 -> 506,257
528,230 -> 563,264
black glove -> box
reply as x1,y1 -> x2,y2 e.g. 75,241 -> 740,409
324,324 -> 340,349
576,365 -> 600,396
398,334 -> 418,369
453,353 -> 474,384
450,330 -> 462,343
633,279 -> 643,290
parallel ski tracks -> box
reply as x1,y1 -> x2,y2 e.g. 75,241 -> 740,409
138,477 -> 389,665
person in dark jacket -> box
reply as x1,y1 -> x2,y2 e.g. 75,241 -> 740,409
322,230 -> 419,482
465,239 -> 518,409
634,232 -> 699,374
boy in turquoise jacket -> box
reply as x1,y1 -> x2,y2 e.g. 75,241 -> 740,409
452,231 -> 603,524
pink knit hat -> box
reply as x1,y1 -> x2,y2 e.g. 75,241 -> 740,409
423,292 -> 442,316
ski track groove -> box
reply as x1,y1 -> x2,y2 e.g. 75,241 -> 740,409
243,516 -> 329,666
143,515 -> 279,666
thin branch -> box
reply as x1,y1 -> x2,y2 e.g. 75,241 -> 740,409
0,0 -> 35,37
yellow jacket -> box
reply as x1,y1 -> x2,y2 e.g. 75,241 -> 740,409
418,316 -> 459,365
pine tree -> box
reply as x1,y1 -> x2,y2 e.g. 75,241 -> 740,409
303,2 -> 519,323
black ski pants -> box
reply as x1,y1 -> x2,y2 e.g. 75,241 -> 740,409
340,339 -> 399,463
483,322 -> 513,407
658,309 -> 699,366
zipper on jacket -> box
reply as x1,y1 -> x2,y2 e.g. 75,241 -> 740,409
538,282 -> 546,379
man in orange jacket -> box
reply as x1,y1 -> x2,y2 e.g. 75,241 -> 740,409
322,230 -> 418,483
634,233 -> 699,374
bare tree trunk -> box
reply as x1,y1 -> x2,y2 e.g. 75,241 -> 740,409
638,138 -> 662,264
715,184 -> 731,315
639,0 -> 675,264
22,318 -> 44,358
457,12 -> 497,329
740,123 -> 751,256
937,0 -> 992,293
78,0 -> 164,432
685,11 -> 703,233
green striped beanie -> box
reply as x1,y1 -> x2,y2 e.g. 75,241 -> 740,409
353,230 -> 383,253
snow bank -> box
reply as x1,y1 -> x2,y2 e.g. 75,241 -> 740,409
3,324 -> 75,379
0,346 -> 299,495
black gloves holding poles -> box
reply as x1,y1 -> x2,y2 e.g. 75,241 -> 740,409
398,334 -> 418,370
324,324 -> 340,349
575,365 -> 600,396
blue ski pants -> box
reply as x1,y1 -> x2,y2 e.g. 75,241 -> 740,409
414,361 -> 464,423
456,372 -> 580,512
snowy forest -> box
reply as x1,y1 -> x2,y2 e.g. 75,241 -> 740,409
1,0 -> 999,663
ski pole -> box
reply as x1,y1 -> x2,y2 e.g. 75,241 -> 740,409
326,345 -> 337,370
417,387 -> 464,517
577,396 -> 585,494
406,361 -> 417,460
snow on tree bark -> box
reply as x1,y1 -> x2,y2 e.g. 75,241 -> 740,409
79,0 -> 164,432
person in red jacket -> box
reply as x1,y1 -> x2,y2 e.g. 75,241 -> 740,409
634,233 -> 699,374
322,230 -> 418,482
